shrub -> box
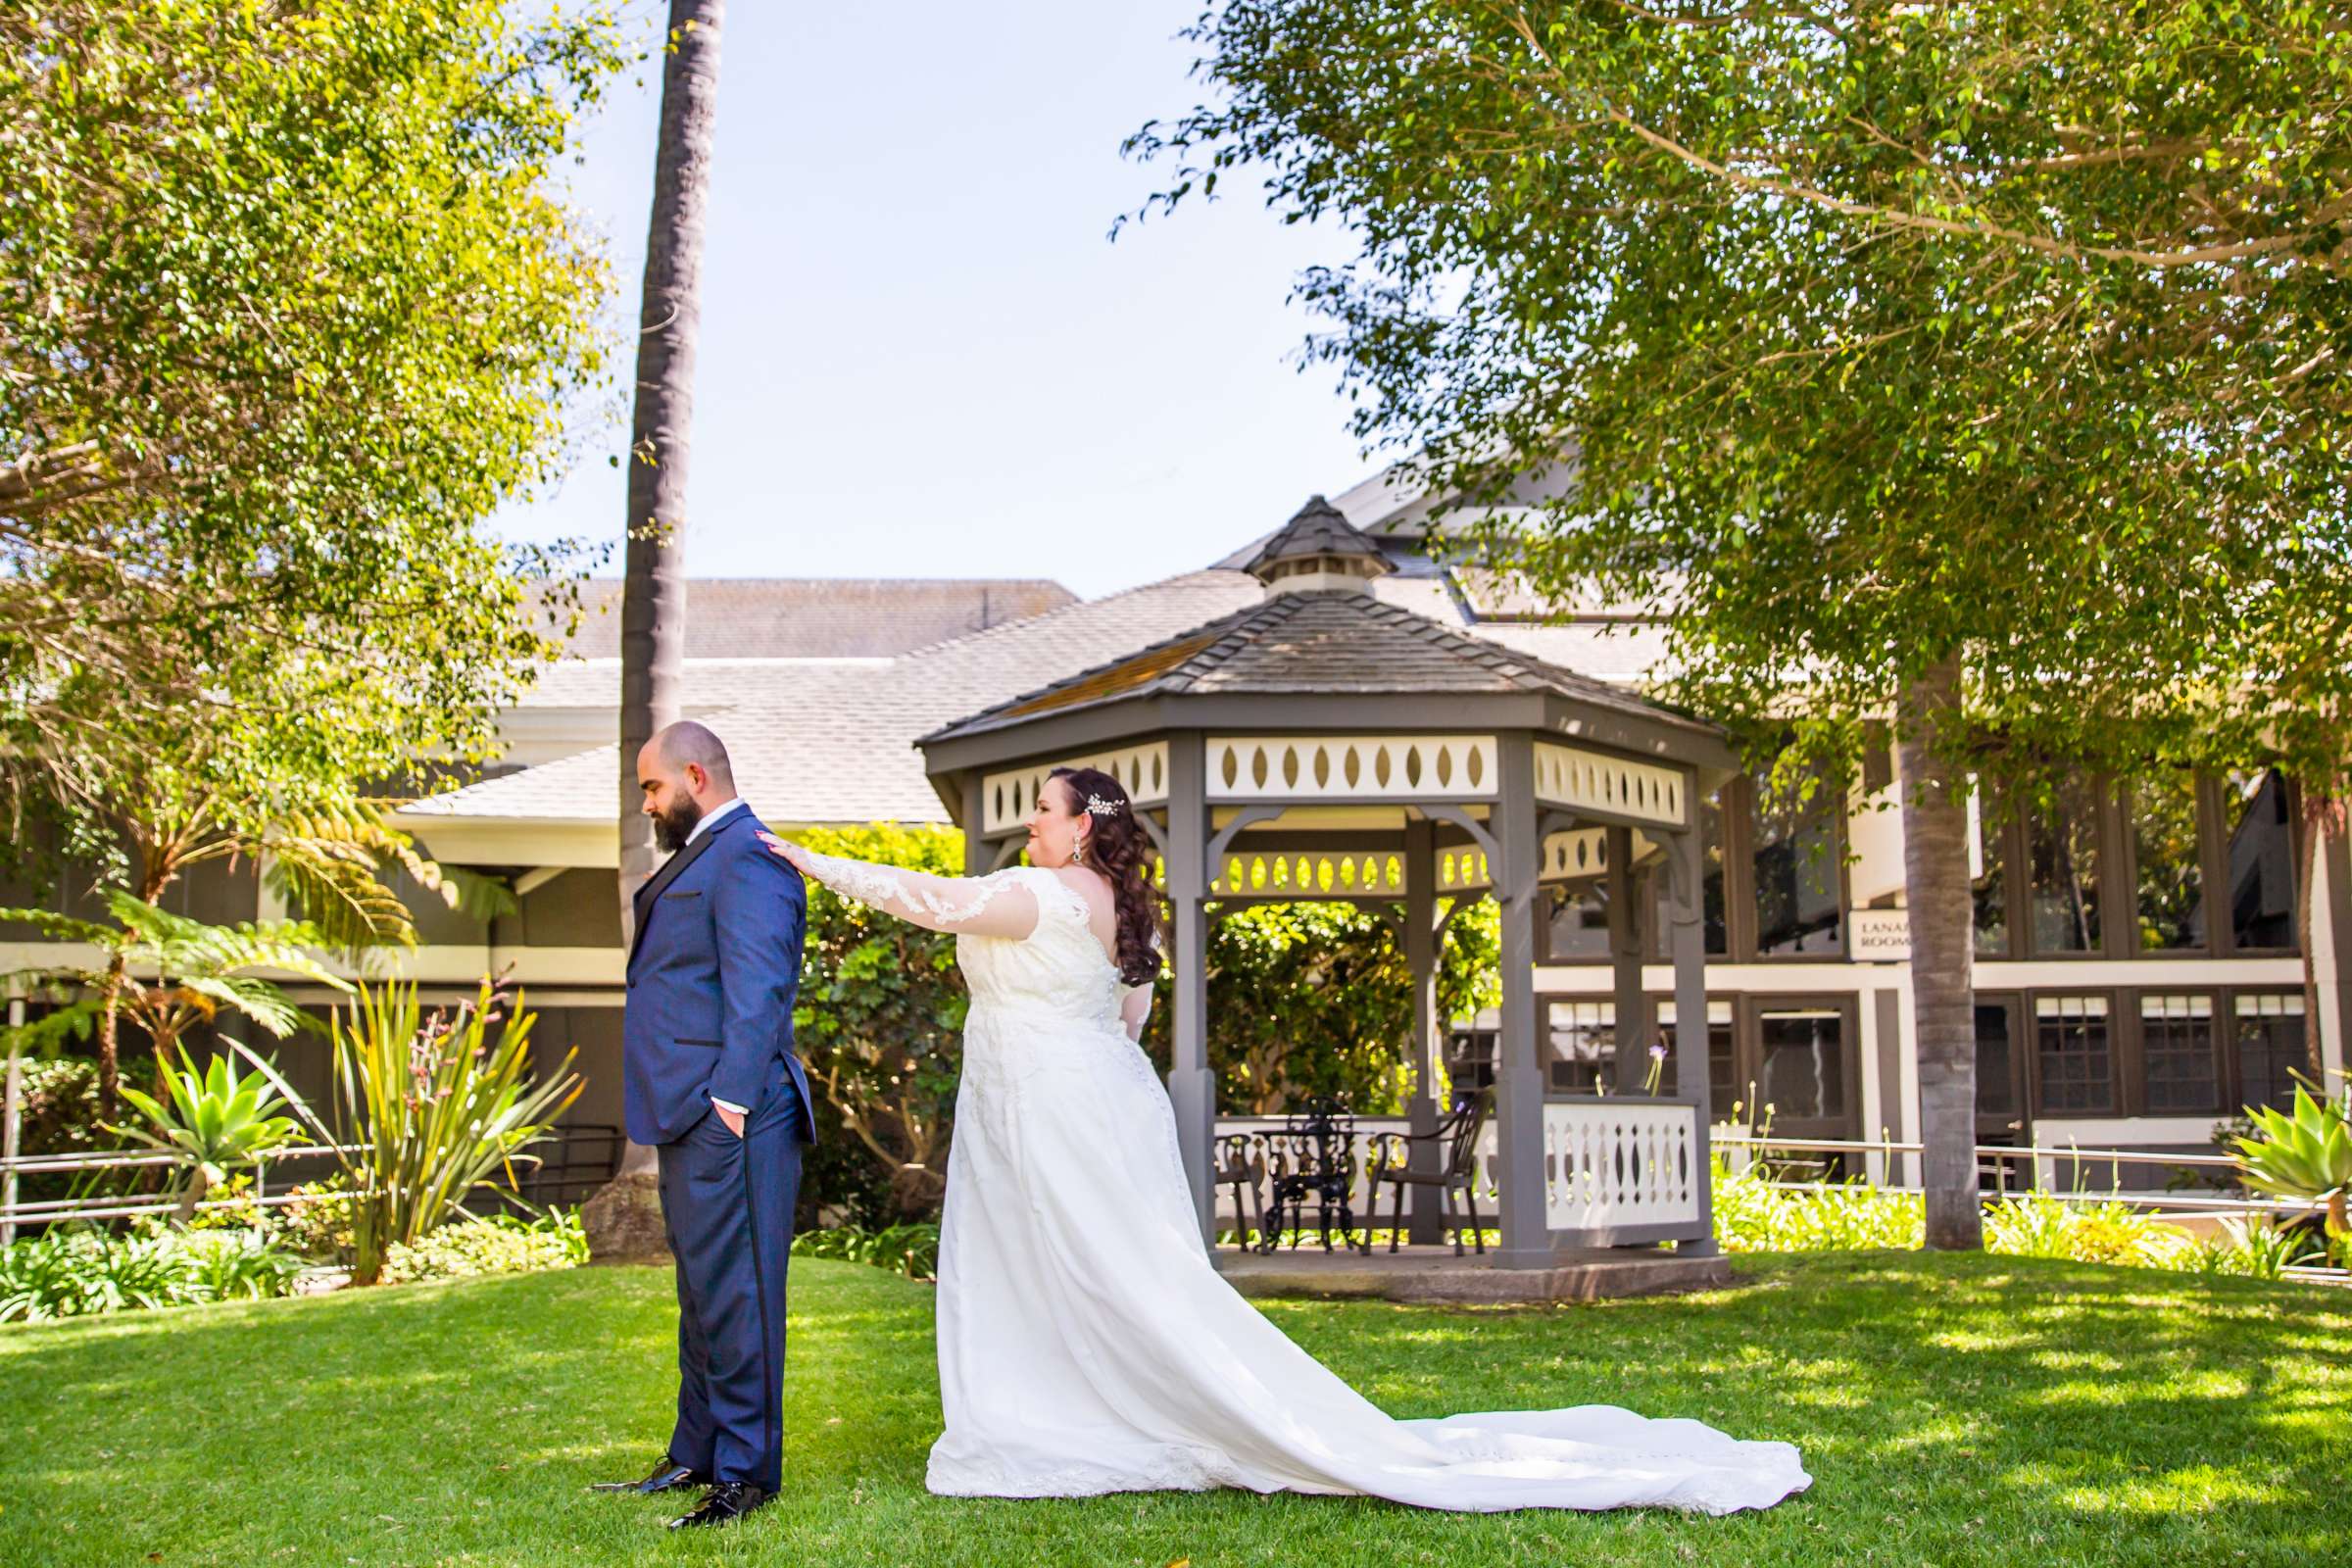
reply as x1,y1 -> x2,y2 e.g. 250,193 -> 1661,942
1985,1193 -> 2232,1271
175,1227 -> 307,1301
274,1175 -> 358,1261
379,1209 -> 586,1285
790,1222 -> 941,1281
0,1223 -> 305,1322
1710,1157 -> 1924,1251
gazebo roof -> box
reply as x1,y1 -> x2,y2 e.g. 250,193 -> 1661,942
918,587 -> 1710,746
1235,494 -> 1394,578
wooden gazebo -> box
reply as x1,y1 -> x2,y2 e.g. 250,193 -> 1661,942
917,499 -> 1739,1267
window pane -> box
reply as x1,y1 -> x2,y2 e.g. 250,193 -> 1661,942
2027,779 -> 2104,954
1755,1006 -> 1846,1121
2139,994 -> 2220,1112
1753,777 -> 1843,956
2223,769 -> 2297,951
1544,884 -> 1610,961
1974,1000 -> 2018,1118
1650,792 -> 1729,957
1658,1000 -> 1735,1105
1545,1001 -> 1613,1094
2130,774 -> 2207,951
2232,994 -> 2308,1113
2034,996 -> 2114,1112
1973,781 -> 2011,957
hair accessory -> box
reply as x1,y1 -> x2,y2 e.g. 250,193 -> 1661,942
1084,794 -> 1122,817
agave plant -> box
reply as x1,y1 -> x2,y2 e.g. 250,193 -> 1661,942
275,979 -> 583,1287
2232,1082 -> 2352,1240
113,1044 -> 308,1219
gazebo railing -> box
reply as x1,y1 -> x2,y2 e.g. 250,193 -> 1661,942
1214,1099 -> 1712,1248
1536,1095 -> 1707,1245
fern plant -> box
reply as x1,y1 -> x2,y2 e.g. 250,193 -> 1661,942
261,799 -> 516,953
0,892 -> 353,1097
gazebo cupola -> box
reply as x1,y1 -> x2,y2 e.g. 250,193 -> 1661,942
1239,496 -> 1394,596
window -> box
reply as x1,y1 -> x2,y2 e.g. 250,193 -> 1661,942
1972,781 -> 2011,957
1544,1001 -> 1614,1093
2222,769 -> 2296,951
1754,1005 -> 1847,1122
1657,999 -> 1736,1108
1543,883 -> 1611,962
2139,994 -> 2220,1112
2130,773 -> 2207,952
2232,994 -> 2307,1113
1752,776 -> 1842,956
2025,779 -> 2104,954
2034,995 -> 2114,1112
1974,999 -> 2021,1119
1649,790 -> 1729,957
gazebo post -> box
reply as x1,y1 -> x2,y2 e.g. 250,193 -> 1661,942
1606,824 -> 1645,1091
1402,816 -> 1444,1244
1491,733 -> 1551,1268
1164,731 -> 1218,1243
1667,822 -> 1721,1257
960,777 -> 991,876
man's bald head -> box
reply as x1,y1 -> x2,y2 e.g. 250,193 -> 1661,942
653,719 -> 735,791
637,720 -> 737,852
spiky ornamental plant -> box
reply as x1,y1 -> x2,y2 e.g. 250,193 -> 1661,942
113,1044 -> 307,1221
2234,1081 -> 2352,1246
313,980 -> 582,1287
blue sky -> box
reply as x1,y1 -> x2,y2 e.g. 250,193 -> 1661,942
494,1 -> 1381,600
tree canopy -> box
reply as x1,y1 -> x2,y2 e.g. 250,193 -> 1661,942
0,1 -> 627,875
1132,0 -> 2352,792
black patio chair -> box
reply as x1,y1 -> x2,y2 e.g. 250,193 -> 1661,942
1365,1088 -> 1492,1255
1257,1097 -> 1361,1253
1212,1131 -> 1268,1250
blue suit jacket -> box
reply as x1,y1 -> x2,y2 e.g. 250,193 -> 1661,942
622,807 -> 818,1146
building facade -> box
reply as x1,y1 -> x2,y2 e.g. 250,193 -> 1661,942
6,491 -> 2341,1191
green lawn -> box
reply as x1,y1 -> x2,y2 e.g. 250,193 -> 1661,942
0,1253 -> 2344,1567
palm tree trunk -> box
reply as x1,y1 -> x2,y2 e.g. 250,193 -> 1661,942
2295,793 -> 2338,1086
593,0 -> 724,1251
93,948 -> 126,1115
1897,653 -> 1984,1250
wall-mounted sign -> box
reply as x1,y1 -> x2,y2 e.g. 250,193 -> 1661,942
1849,907 -> 1912,962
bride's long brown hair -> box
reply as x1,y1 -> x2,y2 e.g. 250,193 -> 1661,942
1050,766 -> 1164,986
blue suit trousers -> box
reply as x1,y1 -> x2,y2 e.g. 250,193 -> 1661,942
658,1067 -> 805,1493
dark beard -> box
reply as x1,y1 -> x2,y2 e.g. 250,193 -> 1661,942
652,796 -> 704,854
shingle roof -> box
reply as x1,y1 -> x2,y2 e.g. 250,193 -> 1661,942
401,558 -> 1695,840
543,578 -> 1074,660
1235,496 -> 1392,576
922,589 -> 1703,744
404,571 -> 1267,828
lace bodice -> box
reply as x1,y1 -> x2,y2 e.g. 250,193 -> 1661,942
956,867 -> 1126,1029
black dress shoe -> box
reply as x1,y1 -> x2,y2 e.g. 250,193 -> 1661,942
589,1458 -> 710,1495
667,1482 -> 770,1529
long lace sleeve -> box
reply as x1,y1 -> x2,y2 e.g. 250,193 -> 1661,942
796,850 -> 1040,940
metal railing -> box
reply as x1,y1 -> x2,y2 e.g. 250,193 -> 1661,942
1711,1130 -> 2314,1217
0,1123 -> 625,1238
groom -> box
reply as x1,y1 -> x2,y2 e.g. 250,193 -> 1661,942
595,720 -> 817,1530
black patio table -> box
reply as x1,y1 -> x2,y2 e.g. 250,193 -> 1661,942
1255,1096 -> 1362,1253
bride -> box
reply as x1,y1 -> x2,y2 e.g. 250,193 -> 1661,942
761,766 -> 1809,1515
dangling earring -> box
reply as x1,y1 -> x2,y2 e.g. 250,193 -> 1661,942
1073,836 -> 1089,867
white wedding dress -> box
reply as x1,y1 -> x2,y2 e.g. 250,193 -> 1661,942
808,860 -> 1810,1514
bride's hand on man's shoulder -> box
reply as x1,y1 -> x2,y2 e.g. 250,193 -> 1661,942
756,831 -> 815,875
